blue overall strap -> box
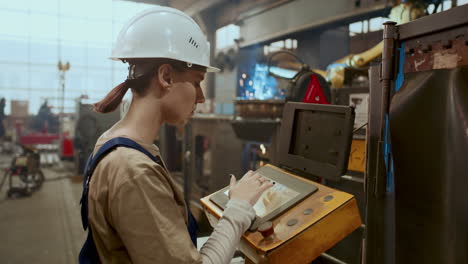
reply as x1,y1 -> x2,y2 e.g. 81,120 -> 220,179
80,137 -> 163,229
79,154 -> 101,264
187,208 -> 198,247
79,137 -> 197,264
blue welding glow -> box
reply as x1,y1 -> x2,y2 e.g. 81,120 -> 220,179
240,63 -> 282,100
269,66 -> 297,79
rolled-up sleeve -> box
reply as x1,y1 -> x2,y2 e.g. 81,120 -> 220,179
110,164 -> 202,264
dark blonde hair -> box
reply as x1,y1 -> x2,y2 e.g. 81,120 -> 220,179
93,58 -> 205,113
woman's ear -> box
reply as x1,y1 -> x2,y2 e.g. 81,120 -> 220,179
157,64 -> 173,90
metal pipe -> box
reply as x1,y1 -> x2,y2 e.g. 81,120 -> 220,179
341,175 -> 365,183
375,21 -> 397,197
380,21 -> 397,135
364,64 -> 386,264
320,253 -> 348,264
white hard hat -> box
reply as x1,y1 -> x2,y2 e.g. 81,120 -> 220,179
110,6 -> 220,72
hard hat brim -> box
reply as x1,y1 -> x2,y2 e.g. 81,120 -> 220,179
205,65 -> 221,73
109,56 -> 220,73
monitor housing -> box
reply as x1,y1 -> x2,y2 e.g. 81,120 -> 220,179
278,102 -> 355,181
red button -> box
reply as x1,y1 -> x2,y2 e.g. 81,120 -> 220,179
258,221 -> 274,238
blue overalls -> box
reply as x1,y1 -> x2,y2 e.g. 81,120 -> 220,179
79,137 -> 198,263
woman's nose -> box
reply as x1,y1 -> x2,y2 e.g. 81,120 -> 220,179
197,88 -> 205,104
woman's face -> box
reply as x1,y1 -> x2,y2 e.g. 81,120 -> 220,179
161,69 -> 206,124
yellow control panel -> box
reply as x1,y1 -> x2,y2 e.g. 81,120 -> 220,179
347,139 -> 366,173
201,164 -> 362,264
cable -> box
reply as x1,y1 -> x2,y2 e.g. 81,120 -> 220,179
0,169 -> 8,192
353,122 -> 368,133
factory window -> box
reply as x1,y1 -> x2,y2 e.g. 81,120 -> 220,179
369,17 -> 387,32
459,0 -> 468,5
349,18 -> 385,36
0,0 -> 155,114
427,0 -> 453,13
263,39 -> 297,56
216,24 -> 240,51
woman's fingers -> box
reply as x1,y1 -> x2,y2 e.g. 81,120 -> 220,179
260,180 -> 274,192
244,170 -> 255,178
250,173 -> 262,182
248,173 -> 272,187
229,174 -> 237,199
229,174 -> 236,188
229,170 -> 275,206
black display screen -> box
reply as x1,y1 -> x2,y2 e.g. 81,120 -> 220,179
288,109 -> 346,167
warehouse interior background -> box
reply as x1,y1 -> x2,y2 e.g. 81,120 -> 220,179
0,0 -> 467,263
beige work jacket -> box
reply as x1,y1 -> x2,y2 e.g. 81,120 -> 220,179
87,135 -> 202,264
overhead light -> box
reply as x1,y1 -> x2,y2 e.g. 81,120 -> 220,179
260,144 -> 266,155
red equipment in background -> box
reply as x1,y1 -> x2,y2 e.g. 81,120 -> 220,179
302,74 -> 330,105
19,132 -> 74,159
61,134 -> 74,159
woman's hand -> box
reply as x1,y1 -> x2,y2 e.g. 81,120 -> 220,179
228,171 -> 274,206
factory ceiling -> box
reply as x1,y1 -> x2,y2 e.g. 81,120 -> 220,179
121,0 -> 391,46
122,0 -> 294,28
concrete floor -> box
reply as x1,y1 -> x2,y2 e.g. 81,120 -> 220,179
0,153 -> 245,264
0,153 -> 85,264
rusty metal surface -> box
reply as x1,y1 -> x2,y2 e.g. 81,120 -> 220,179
404,32 -> 468,73
234,99 -> 285,119
400,7 -> 468,74
398,4 -> 468,41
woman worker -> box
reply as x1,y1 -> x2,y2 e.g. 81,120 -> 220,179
79,6 -> 273,264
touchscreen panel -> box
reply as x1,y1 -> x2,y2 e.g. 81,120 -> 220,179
224,178 -> 300,218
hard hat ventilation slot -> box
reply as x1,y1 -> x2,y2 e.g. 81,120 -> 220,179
188,36 -> 199,49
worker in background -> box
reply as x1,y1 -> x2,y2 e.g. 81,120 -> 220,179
79,6 -> 273,264
0,98 -> 5,141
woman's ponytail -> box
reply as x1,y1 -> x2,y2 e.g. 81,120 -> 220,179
93,80 -> 130,113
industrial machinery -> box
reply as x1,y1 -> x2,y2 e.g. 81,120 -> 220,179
231,49 -> 332,175
202,102 -> 360,264
74,103 -> 120,174
0,144 -> 44,198
233,50 -> 331,120
365,5 -> 468,264
221,3 -> 465,263
267,50 -> 331,104
183,115 -> 245,201
326,0 -> 437,89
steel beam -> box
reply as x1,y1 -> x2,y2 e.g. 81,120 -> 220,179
237,0 -> 390,48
